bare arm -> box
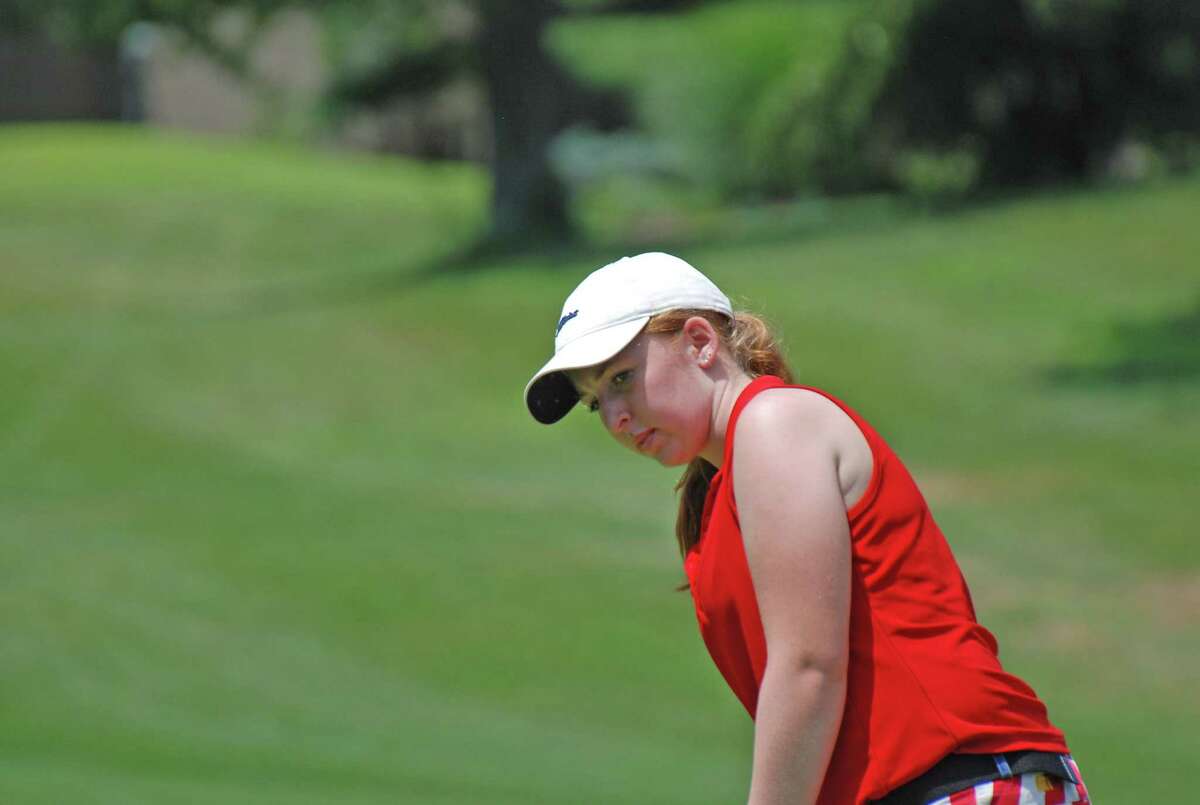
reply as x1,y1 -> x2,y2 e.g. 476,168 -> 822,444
733,392 -> 853,805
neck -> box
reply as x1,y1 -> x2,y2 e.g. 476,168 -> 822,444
699,367 -> 754,467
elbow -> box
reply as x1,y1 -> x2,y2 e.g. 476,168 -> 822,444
767,646 -> 848,687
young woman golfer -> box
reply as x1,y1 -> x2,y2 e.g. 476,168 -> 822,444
524,253 -> 1092,805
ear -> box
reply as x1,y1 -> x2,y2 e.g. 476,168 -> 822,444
680,316 -> 719,369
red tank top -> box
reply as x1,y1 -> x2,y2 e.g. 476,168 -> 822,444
683,376 -> 1068,804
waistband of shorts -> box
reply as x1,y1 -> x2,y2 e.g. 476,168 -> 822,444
874,750 -> 1078,805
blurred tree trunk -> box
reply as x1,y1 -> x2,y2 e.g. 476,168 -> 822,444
477,0 -> 571,245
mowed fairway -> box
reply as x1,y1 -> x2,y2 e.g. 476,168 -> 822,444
1,125 -> 1196,803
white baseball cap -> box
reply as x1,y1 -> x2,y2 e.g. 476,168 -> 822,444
524,252 -> 733,424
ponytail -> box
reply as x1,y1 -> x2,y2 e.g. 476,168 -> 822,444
644,309 -> 793,560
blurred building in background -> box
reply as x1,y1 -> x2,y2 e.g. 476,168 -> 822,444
0,8 -> 489,162
139,10 -> 323,138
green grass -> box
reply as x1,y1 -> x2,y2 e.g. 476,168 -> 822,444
2,124 -> 1198,802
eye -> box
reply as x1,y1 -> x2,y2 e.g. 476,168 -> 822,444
610,370 -> 632,390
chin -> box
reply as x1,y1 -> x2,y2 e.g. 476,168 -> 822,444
655,447 -> 697,467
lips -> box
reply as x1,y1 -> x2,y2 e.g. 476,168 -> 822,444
634,429 -> 655,452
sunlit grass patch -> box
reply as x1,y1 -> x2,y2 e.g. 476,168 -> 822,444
1,125 -> 1197,802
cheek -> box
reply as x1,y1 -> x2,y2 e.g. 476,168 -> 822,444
641,365 -> 686,421
644,370 -> 709,447
656,411 -> 710,465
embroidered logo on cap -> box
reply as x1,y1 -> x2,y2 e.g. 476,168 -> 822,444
556,310 -> 579,336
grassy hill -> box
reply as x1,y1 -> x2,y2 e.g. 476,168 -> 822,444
1,124 -> 1196,803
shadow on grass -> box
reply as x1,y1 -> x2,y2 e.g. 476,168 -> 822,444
227,180 -> 1174,317
212,244 -> 493,318
215,196 -> 920,316
1043,296 -> 1200,386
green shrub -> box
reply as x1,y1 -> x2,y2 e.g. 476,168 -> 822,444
867,0 -> 1200,189
892,145 -> 982,206
550,0 -> 869,199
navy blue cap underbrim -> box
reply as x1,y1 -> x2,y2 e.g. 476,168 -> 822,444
526,371 -> 580,425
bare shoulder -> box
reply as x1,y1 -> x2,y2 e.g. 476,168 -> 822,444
735,387 -> 874,510
736,387 -> 848,445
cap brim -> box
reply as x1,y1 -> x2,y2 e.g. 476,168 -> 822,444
524,317 -> 649,424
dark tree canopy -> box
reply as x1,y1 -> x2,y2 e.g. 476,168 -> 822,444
829,0 -> 1200,198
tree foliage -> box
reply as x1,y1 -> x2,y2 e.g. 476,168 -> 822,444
809,0 -> 1200,199
11,0 -> 1192,225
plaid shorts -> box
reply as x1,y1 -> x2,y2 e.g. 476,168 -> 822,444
930,756 -> 1091,805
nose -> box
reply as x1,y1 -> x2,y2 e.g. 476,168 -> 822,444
599,396 -> 632,436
